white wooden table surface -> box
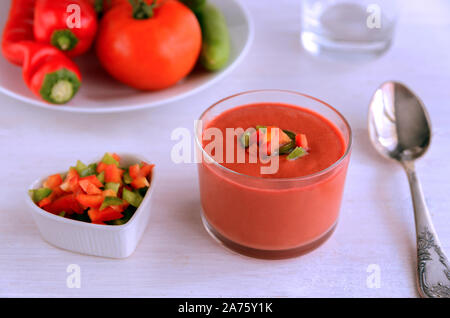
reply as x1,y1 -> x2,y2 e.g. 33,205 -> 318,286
1,0 -> 449,298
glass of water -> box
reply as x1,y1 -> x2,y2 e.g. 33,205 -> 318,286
300,0 -> 398,60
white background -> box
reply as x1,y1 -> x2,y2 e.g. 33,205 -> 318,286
1,0 -> 450,297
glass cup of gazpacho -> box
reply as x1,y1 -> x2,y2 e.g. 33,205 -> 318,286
195,90 -> 352,259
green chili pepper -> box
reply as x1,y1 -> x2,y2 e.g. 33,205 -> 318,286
100,196 -> 123,211
123,188 -> 143,208
287,147 -> 308,160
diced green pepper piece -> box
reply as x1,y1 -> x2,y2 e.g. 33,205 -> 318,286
105,182 -> 120,193
59,211 -> 66,217
287,147 -> 308,161
240,131 -> 251,148
107,206 -> 136,225
100,196 -> 123,211
97,171 -> 105,184
109,219 -> 126,225
101,153 -> 119,166
31,188 -> 52,203
278,140 -> 296,154
123,188 -> 143,208
282,129 -> 297,141
80,163 -> 97,177
74,160 -> 87,175
123,171 -> 133,185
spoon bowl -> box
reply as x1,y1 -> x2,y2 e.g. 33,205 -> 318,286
368,81 -> 431,162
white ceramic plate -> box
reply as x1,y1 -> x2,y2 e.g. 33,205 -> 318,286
0,0 -> 253,113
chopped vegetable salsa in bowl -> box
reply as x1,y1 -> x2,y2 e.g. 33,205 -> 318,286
26,153 -> 156,258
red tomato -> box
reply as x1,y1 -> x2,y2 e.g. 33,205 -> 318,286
96,0 -> 202,90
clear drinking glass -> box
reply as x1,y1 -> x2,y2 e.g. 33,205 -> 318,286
195,90 -> 352,259
300,0 -> 398,60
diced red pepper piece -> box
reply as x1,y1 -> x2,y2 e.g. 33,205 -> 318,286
256,127 -> 291,156
76,194 -> 103,209
131,176 -> 150,189
79,179 -> 102,195
79,175 -> 103,188
295,134 -> 309,150
263,127 -> 291,146
128,164 -> 140,179
104,164 -> 123,183
60,168 -> 80,193
109,203 -> 127,214
111,153 -> 121,163
96,162 -> 107,173
38,197 -> 52,208
88,207 -> 123,223
102,189 -> 117,197
139,162 -> 154,177
43,174 -> 63,189
44,194 -> 83,215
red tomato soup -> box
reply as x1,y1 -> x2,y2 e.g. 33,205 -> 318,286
196,91 -> 351,259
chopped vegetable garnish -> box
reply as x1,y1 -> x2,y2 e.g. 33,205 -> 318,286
283,129 -> 297,141
100,196 -> 124,211
123,188 -> 143,208
296,133 -> 309,150
30,188 -> 52,203
97,171 -> 105,184
30,153 -> 154,225
240,126 -> 310,160
240,131 -> 252,148
105,182 -> 120,193
101,152 -> 119,166
74,160 -> 87,175
287,147 -> 308,161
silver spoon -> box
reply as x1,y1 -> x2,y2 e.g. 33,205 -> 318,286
368,81 -> 450,298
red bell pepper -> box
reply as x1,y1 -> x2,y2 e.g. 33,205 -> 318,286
139,162 -> 154,177
295,133 -> 309,150
76,193 -> 103,209
88,207 -> 123,223
79,175 -> 103,188
43,174 -> 63,189
104,164 -> 123,183
60,168 -> 80,193
79,179 -> 102,194
1,0 -> 82,104
34,0 -> 98,57
44,194 -> 83,215
128,162 -> 153,189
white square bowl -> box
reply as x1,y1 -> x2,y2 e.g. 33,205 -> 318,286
25,153 -> 156,259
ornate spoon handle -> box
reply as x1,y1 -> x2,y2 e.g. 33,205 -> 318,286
403,161 -> 450,298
